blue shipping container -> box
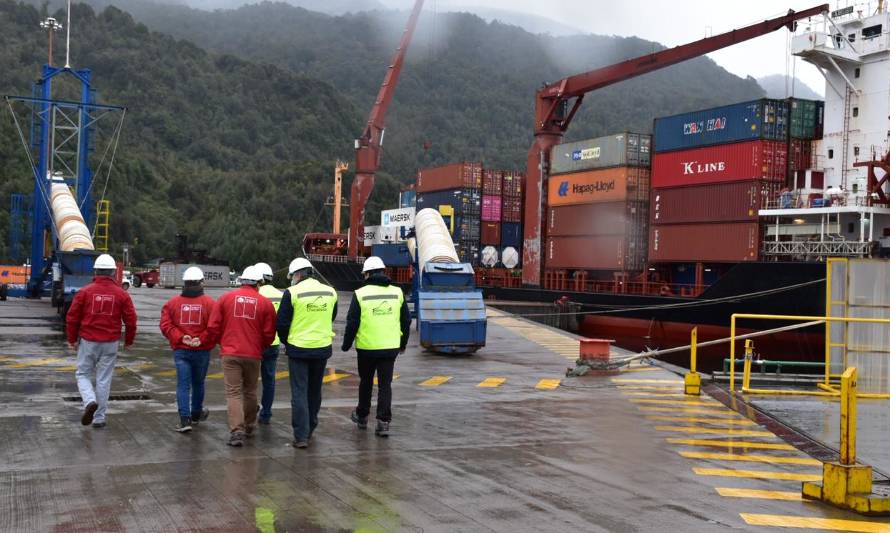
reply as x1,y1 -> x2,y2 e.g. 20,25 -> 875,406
500,222 -> 522,247
372,243 -> 411,267
416,189 -> 481,215
654,99 -> 788,153
399,190 -> 416,208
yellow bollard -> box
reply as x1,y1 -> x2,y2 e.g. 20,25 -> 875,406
684,327 -> 701,396
840,366 -> 857,466
741,339 -> 754,392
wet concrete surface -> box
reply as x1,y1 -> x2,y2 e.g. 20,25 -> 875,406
2,288 -> 890,531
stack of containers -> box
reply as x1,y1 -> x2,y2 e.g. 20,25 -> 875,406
480,170 -> 503,268
415,162 -> 483,265
650,99 -> 793,263
500,172 -> 523,269
787,98 -> 824,188
545,133 -> 651,272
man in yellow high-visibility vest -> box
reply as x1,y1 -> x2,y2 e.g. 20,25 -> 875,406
276,257 -> 337,448
341,256 -> 410,437
255,262 -> 282,425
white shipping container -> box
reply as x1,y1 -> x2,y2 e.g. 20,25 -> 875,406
381,207 -> 415,227
363,226 -> 381,247
160,262 -> 230,288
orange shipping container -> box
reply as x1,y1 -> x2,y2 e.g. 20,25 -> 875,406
0,265 -> 29,285
548,167 -> 649,207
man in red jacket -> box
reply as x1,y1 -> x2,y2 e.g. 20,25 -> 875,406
160,266 -> 217,433
66,254 -> 137,428
206,265 -> 276,447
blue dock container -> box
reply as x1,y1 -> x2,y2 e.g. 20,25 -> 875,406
654,99 -> 789,153
372,243 -> 411,267
500,222 -> 522,248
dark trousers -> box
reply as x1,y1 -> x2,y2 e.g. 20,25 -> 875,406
287,357 -> 327,441
356,356 -> 396,422
259,345 -> 280,421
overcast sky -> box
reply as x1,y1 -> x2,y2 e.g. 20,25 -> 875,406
384,0 -> 838,94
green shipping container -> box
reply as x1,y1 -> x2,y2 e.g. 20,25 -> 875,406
788,98 -> 824,140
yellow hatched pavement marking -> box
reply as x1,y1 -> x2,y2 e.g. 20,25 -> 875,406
740,514 -> 890,532
715,488 -> 804,501
323,372 -> 350,384
207,372 -> 224,379
156,369 -> 177,377
647,416 -> 753,426
374,374 -> 399,385
667,438 -> 794,450
535,379 -> 561,390
478,377 -> 506,388
693,468 -> 820,482
420,375 -> 451,387
275,371 -> 289,380
630,398 -> 719,406
656,426 -> 774,437
680,451 -> 821,466
8,357 -> 64,368
612,379 -> 683,384
641,406 -> 731,415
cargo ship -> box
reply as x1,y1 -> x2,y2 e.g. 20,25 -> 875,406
305,7 -> 890,368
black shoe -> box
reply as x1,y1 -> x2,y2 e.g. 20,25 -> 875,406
81,401 -> 98,426
292,440 -> 308,449
92,421 -> 106,429
350,410 -> 368,430
375,420 -> 390,438
227,431 -> 245,447
191,408 -> 209,425
258,417 -> 271,425
176,417 -> 193,433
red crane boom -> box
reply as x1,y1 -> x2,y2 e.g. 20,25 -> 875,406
348,0 -> 425,258
521,5 -> 829,286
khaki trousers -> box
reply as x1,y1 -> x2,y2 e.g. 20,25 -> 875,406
222,356 -> 261,433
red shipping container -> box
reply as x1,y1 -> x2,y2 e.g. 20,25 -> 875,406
416,162 -> 483,193
652,140 -> 787,188
482,195 -> 502,221
651,181 -> 779,225
502,196 -> 522,222
502,173 -> 524,197
548,201 -> 647,237
481,222 -> 501,245
789,139 -> 813,171
546,235 -> 632,270
483,170 -> 503,195
649,222 -> 760,262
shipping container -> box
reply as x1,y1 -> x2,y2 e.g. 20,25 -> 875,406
481,195 -> 502,221
416,188 -> 481,216
651,181 -> 779,224
502,173 -> 523,197
456,217 -> 481,242
372,243 -> 411,267
501,222 -> 522,247
457,241 -> 480,266
416,162 -> 483,193
546,235 -> 645,271
547,201 -> 647,237
651,140 -> 787,188
550,132 -> 652,175
399,188 -> 416,208
547,166 -> 650,207
481,221 -> 501,245
654,98 -> 788,152
502,196 -> 522,222
160,263 -> 230,288
649,222 -> 760,262
788,98 -> 824,140
381,207 -> 415,227
789,139 -> 813,171
483,170 -> 503,195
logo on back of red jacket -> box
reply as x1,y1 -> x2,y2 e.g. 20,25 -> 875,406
234,296 -> 257,319
91,295 -> 115,316
180,304 -> 203,325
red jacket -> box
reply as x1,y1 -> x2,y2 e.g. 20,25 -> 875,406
159,293 -> 217,351
66,276 -> 137,345
206,285 -> 276,359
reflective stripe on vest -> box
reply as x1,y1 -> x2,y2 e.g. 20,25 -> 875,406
286,278 -> 337,349
355,284 -> 403,350
259,284 -> 283,346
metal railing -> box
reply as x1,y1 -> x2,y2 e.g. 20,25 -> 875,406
762,240 -> 873,257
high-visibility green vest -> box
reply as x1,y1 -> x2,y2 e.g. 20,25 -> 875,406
286,278 -> 337,349
259,284 -> 283,346
355,284 -> 404,350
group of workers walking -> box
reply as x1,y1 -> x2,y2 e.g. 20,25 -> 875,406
65,253 -> 410,448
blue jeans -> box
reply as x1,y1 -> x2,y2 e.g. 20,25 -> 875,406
260,345 -> 280,421
288,357 -> 327,441
174,349 -> 211,419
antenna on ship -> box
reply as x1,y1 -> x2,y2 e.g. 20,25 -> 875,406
39,16 -> 62,67
65,0 -> 72,68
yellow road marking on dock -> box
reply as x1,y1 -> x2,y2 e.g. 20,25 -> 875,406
630,398 -> 719,406
206,372 -> 224,379
693,468 -> 820,482
612,378 -> 683,384
647,416 -> 753,425
156,370 -> 177,377
715,488 -> 804,501
668,438 -> 794,450
680,451 -> 821,465
478,377 -> 506,388
322,372 -> 350,384
276,371 -> 289,380
535,379 -> 561,390
7,357 -> 64,368
420,376 -> 451,387
656,426 -> 774,437
617,385 -> 683,391
621,367 -> 660,373
623,392 -> 697,398
55,365 -> 77,372
640,406 -> 730,415
740,514 -> 890,532
374,374 -> 399,385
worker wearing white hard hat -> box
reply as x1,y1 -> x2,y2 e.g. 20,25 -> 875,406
276,256 -> 337,448
160,265 -> 217,433
205,264 -> 277,447
342,256 -> 411,438
66,253 -> 137,429
254,262 -> 283,425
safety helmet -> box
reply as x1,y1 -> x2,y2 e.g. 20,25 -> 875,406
255,262 -> 274,281
288,257 -> 313,276
182,266 -> 204,281
238,265 -> 262,283
362,256 -> 386,273
93,254 -> 116,270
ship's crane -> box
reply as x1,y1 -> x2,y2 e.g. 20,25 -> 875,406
348,0 -> 425,258
521,5 -> 830,287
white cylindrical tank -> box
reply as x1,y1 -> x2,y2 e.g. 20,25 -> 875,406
50,183 -> 94,252
501,246 -> 520,269
480,245 -> 499,268
414,208 -> 458,271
